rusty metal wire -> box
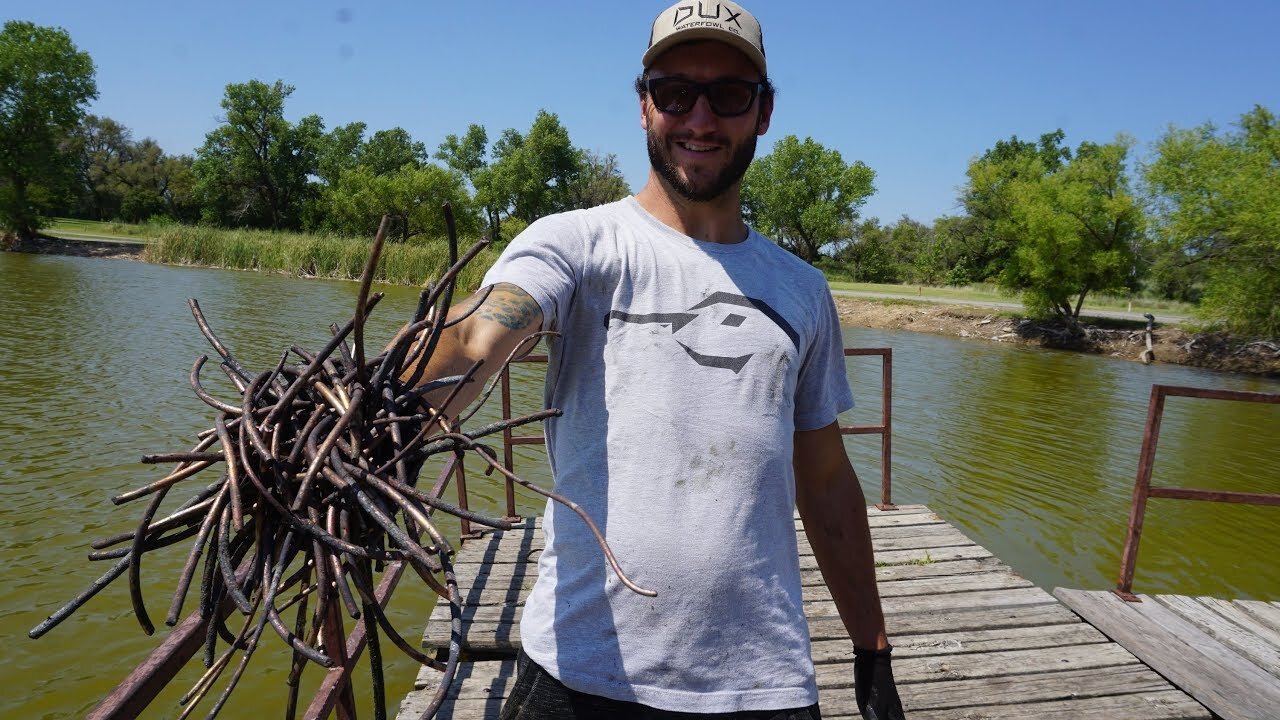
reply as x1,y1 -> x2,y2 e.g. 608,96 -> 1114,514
28,206 -> 654,720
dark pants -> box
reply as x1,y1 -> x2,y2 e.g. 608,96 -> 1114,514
500,651 -> 822,720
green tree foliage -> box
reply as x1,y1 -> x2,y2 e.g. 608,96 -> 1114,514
889,216 -> 944,285
435,124 -> 488,180
982,138 -> 1144,327
70,114 -> 132,219
961,130 -> 1071,281
316,121 -> 367,186
0,20 -> 97,238
491,110 -> 584,223
68,116 -> 198,223
358,127 -> 426,175
933,215 -> 985,286
565,150 -> 631,210
316,123 -> 465,241
326,164 -> 480,242
741,135 -> 876,264
438,112 -> 586,243
834,218 -> 898,282
1145,105 -> 1280,336
436,124 -> 501,239
193,80 -> 321,229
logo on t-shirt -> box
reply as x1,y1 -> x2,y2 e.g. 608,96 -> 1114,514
605,291 -> 798,374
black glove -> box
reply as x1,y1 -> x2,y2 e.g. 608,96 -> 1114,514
854,645 -> 906,720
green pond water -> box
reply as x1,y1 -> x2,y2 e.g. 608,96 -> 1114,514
1,252 -> 1277,718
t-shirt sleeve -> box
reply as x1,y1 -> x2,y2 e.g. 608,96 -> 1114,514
793,289 -> 855,432
480,215 -> 582,333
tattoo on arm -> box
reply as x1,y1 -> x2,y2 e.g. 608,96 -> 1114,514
477,284 -> 540,330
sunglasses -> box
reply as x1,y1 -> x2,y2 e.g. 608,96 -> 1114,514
646,77 -> 764,118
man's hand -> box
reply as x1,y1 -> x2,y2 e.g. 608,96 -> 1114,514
854,645 -> 906,720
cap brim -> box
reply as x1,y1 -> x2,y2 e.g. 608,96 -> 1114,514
642,29 -> 767,77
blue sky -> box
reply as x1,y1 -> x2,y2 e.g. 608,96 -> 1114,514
18,1 -> 1280,223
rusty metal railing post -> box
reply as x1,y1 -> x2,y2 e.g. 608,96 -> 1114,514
1114,385 -> 1167,601
452,450 -> 479,539
501,364 -> 518,520
1113,384 -> 1280,602
840,348 -> 895,511
880,350 -> 893,509
316,594 -> 358,720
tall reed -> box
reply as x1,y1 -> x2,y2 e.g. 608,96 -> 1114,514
143,225 -> 497,291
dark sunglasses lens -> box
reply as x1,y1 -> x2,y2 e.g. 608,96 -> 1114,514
706,82 -> 757,116
651,79 -> 697,114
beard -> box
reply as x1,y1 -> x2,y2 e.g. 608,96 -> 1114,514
647,126 -> 758,203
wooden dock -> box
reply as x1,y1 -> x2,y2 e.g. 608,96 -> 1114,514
397,505 -> 1213,719
1055,588 -> 1280,720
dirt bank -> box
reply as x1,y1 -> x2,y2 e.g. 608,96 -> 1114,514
835,298 -> 1280,377
3,233 -> 145,260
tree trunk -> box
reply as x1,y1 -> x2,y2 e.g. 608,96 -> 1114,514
12,175 -> 36,240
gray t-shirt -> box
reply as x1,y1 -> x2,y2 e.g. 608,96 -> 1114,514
481,196 -> 854,713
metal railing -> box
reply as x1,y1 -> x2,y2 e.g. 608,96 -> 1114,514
1113,384 -> 1280,601
91,345 -> 893,718
842,348 -> 894,510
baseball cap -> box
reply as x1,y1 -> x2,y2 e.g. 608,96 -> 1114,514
642,1 -> 766,77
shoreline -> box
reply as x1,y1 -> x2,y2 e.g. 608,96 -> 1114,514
834,299 -> 1279,377
7,235 -> 1278,377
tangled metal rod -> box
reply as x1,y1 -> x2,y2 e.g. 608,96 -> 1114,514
30,207 -> 654,720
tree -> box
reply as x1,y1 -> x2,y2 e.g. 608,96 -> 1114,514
435,124 -> 488,180
155,154 -> 199,222
933,215 -> 985,286
565,150 -> 631,210
834,218 -> 898,282
888,216 -> 943,285
960,130 -> 1071,281
493,110 -> 584,224
0,21 -> 97,238
325,164 -> 480,242
1145,105 -> 1280,336
741,135 -> 876,264
357,127 -> 426,175
69,114 -> 133,219
437,112 -> 585,243
193,80 -> 321,229
436,124 -> 501,238
65,116 -> 197,223
315,121 -> 366,186
992,139 -> 1145,328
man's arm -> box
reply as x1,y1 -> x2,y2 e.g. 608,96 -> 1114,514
398,282 -> 543,417
793,420 -> 889,651
796,420 -> 906,718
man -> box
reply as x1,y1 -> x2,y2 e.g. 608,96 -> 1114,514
411,2 -> 905,718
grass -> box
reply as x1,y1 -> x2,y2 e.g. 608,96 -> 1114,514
827,279 -> 1195,318
47,217 -> 158,241
875,551 -> 934,568
143,224 -> 498,290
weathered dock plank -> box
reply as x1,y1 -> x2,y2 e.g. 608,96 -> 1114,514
1055,587 -> 1280,720
402,507 -> 1210,719
1153,594 -> 1280,676
1237,598 -> 1280,634
1194,596 -> 1280,657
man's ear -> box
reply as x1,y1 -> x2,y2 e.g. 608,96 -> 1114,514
756,94 -> 774,136
640,94 -> 652,131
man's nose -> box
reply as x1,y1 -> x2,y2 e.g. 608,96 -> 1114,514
683,92 -> 719,132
